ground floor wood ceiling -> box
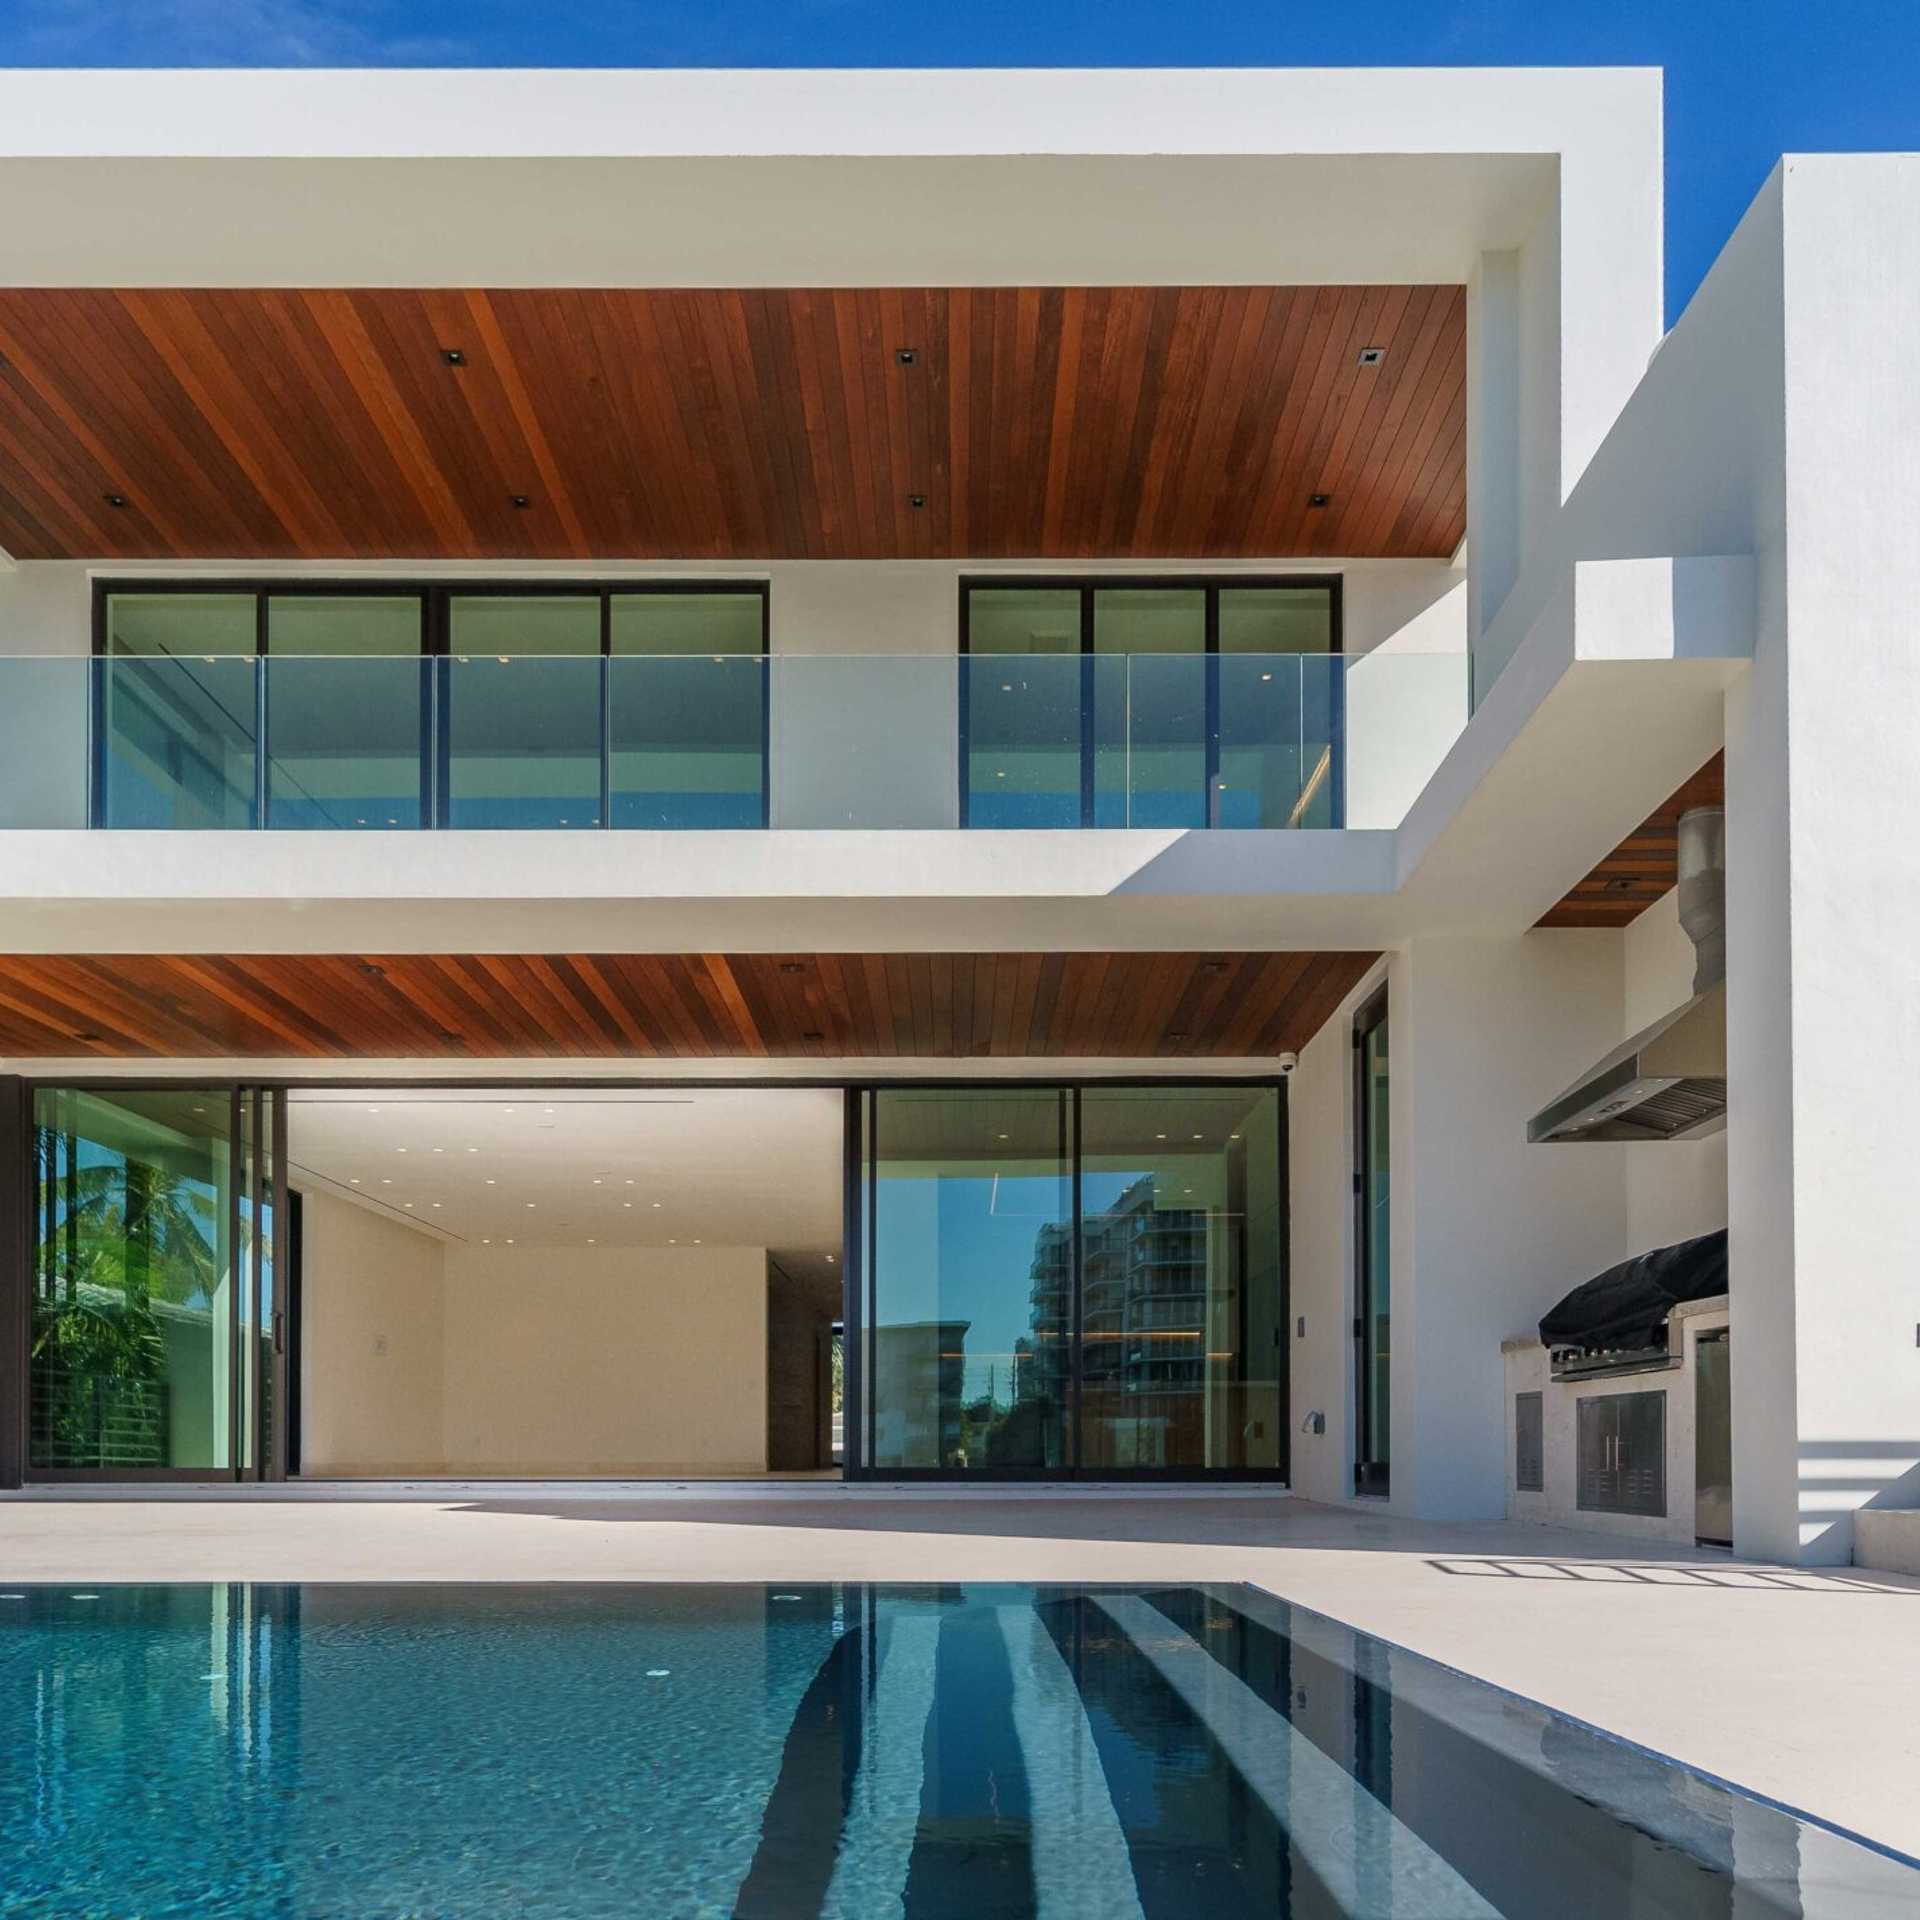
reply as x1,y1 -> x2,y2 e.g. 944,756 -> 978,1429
0,951 -> 1379,1061
0,285 -> 1466,563
1536,754 -> 1726,930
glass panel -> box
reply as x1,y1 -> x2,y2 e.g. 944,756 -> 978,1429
265,592 -> 425,830
266,595 -> 421,658
98,655 -> 258,829
609,656 -> 764,828
446,597 -> 602,828
104,592 -> 256,658
30,1088 -> 235,1472
1217,584 -> 1335,654
1215,654 -> 1343,829
1078,1087 -> 1284,1472
868,1089 -> 1072,1471
964,654 -> 1082,828
1093,591 -> 1205,828
1358,1007 -> 1391,1493
965,587 -> 1080,657
609,591 -> 763,658
1093,652 -> 1207,829
448,595 -> 600,657
1091,588 -> 1205,657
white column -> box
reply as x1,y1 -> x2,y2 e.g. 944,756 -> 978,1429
1725,158 -> 1920,1564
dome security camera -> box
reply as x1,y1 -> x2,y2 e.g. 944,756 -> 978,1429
1275,1052 -> 1300,1075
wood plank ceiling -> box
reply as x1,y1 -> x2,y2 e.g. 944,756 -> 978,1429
1536,754 -> 1726,929
0,286 -> 1465,563
0,951 -> 1376,1061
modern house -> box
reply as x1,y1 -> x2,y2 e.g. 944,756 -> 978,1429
0,65 -> 1911,1572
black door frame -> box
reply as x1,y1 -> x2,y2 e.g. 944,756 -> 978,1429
8,1077 -> 290,1486
3,1068 -> 1288,1490
843,1074 -> 1292,1485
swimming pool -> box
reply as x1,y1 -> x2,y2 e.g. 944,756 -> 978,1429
0,1581 -> 1910,1917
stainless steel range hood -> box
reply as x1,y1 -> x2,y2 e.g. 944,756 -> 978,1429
1529,806 -> 1729,1144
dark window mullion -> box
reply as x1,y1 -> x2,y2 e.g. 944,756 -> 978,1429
1079,588 -> 1095,829
1204,587 -> 1222,827
1068,1086 -> 1084,1475
599,591 -> 613,830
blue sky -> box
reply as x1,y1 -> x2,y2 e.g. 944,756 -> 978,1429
3,1 -> 1916,321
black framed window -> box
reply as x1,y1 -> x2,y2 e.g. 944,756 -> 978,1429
848,1079 -> 1288,1481
1353,990 -> 1391,1497
91,580 -> 770,832
27,1083 -> 287,1483
959,576 -> 1341,830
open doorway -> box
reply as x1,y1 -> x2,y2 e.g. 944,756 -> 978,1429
284,1088 -> 843,1480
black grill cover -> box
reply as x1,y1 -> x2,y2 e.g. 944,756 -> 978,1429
1538,1228 -> 1729,1354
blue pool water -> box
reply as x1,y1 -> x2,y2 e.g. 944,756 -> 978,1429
0,1581 -> 1911,1917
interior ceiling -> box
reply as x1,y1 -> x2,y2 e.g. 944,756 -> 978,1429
287,1087 -> 842,1274
0,950 -> 1378,1061
0,285 -> 1465,563
1536,754 -> 1726,930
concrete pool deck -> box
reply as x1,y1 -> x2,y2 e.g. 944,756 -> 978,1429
4,1484 -> 1917,1862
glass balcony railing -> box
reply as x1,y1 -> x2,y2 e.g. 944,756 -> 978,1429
0,651 -> 1466,833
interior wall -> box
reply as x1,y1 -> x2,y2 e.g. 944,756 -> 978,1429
766,1260 -> 840,1471
298,1188 -> 448,1476
437,1245 -> 769,1476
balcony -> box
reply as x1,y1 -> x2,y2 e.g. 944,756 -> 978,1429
0,650 -> 1466,835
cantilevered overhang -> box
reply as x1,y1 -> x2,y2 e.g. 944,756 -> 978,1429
0,67 -> 1660,507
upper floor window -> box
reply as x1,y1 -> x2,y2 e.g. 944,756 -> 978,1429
92,580 -> 769,831
959,576 -> 1341,829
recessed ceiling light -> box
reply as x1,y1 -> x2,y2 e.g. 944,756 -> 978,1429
907,493 -> 927,509
895,347 -> 918,366
380,1178 -> 392,1185
349,1178 -> 360,1185
624,1179 -> 634,1186
441,347 -> 466,366
431,1202 -> 442,1208
693,1239 -> 702,1246
403,1202 -> 414,1209
668,1238 -> 677,1245
525,1202 -> 536,1209
103,493 -> 128,509
827,1254 -> 837,1263
502,1106 -> 515,1114
482,1237 -> 491,1244
651,1202 -> 661,1209
485,1178 -> 496,1185
506,1238 -> 515,1245
623,1202 -> 632,1209
466,1147 -> 478,1153
587,1238 -> 596,1245
510,494 -> 531,510
395,1147 -> 408,1154
1308,492 -> 1331,509
431,1147 -> 443,1154
542,1107 -> 555,1114
367,1106 -> 380,1114
592,1178 -> 602,1185
1192,1133 -> 1204,1141
1358,346 -> 1385,366
1156,1133 -> 1167,1141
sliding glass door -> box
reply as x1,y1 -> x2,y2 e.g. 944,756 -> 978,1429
853,1081 -> 1286,1480
29,1086 -> 287,1480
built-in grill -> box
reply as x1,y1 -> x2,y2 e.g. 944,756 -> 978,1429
1539,1227 -> 1729,1381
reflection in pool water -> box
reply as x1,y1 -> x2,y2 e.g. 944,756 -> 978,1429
0,1582 -> 1910,1917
